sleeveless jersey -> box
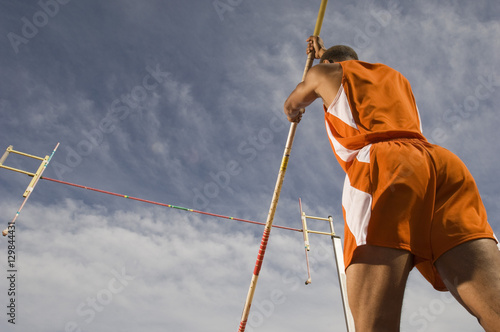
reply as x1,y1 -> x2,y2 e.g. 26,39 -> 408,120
324,60 -> 425,172
327,61 -> 497,291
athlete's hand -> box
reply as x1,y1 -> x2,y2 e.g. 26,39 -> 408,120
306,36 -> 326,59
285,108 -> 304,123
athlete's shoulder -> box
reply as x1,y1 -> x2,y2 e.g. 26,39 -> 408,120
307,62 -> 343,80
341,60 -> 390,70
341,60 -> 403,78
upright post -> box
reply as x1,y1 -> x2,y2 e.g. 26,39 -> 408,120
328,216 -> 355,331
299,198 -> 312,285
298,202 -> 355,331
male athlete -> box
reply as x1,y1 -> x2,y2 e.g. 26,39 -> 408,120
284,36 -> 500,331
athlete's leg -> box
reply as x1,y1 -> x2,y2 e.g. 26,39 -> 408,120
434,238 -> 500,332
346,245 -> 413,332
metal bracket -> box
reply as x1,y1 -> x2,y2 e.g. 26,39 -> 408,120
0,145 -> 49,197
298,198 -> 355,332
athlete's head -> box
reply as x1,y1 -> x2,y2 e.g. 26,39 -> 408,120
320,45 -> 358,63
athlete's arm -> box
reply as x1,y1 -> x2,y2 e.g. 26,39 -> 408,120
284,64 -> 342,122
284,68 -> 321,122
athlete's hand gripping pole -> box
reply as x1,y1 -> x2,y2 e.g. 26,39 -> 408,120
237,1 -> 328,331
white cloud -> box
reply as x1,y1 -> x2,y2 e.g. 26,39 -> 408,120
0,1 -> 498,331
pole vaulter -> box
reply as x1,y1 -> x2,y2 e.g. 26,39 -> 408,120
237,1 -> 328,330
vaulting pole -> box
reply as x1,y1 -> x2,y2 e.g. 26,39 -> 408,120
237,2 -> 328,330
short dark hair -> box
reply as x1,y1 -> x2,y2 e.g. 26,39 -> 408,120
320,45 -> 359,62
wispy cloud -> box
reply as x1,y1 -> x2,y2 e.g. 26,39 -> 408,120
0,0 -> 498,331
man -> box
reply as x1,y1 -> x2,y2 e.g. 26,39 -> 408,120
284,36 -> 500,331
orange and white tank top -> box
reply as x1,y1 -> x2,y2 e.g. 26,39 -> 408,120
324,60 -> 425,172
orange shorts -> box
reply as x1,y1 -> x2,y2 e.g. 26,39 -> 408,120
342,138 -> 497,290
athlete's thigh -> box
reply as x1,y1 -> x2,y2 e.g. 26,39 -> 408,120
346,245 -> 413,330
434,239 -> 500,319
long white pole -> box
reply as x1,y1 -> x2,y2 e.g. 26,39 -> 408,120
237,2 -> 328,330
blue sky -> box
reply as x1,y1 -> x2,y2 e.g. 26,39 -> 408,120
0,0 -> 499,331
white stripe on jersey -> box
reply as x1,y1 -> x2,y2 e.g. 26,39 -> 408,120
342,174 -> 372,246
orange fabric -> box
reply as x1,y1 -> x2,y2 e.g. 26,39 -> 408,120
324,61 -> 497,291
342,139 -> 494,290
324,60 -> 425,173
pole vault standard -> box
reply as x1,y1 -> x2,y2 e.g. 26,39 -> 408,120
1,143 -> 60,236
237,1 -> 328,330
299,198 -> 355,332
